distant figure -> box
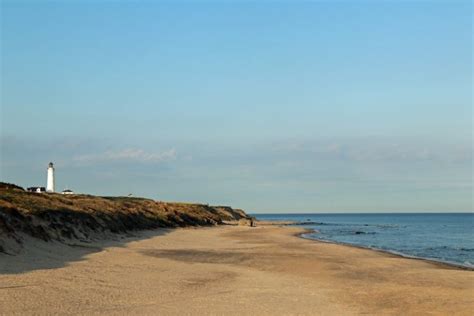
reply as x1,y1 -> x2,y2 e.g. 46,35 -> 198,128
46,162 -> 55,193
250,218 -> 254,227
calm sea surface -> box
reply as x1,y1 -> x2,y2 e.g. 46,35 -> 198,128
253,213 -> 474,268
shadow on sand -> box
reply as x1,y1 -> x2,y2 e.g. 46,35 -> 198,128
0,229 -> 172,275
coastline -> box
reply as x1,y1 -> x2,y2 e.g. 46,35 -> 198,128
1,224 -> 473,315
256,217 -> 474,271
297,231 -> 474,271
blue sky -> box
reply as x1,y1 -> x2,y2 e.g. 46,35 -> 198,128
1,0 -> 472,212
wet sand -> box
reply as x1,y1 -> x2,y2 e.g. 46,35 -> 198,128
1,225 -> 473,315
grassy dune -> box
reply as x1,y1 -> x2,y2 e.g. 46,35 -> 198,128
0,182 -> 249,254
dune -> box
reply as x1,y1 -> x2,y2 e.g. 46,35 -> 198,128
0,182 -> 250,255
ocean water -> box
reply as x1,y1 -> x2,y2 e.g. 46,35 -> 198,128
253,213 -> 474,268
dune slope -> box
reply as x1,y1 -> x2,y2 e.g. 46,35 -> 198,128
0,182 -> 249,254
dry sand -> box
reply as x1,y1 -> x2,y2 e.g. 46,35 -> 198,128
1,225 -> 473,315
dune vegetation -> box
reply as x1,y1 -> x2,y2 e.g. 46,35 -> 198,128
0,182 -> 250,254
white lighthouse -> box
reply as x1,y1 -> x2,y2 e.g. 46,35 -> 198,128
46,162 -> 55,192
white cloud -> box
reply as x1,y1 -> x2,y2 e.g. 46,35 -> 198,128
270,139 -> 472,163
74,148 -> 177,164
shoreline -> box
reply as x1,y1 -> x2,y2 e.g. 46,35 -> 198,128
256,219 -> 474,271
297,230 -> 474,271
1,225 -> 473,315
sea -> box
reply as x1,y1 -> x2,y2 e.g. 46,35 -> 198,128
253,213 -> 474,268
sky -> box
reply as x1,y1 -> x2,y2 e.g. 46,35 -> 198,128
1,0 -> 472,213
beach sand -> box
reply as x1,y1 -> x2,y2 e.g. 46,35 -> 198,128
1,225 -> 473,315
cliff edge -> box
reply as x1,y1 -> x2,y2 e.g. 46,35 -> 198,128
0,182 -> 250,254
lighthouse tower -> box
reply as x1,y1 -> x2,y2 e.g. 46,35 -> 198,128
46,162 -> 55,192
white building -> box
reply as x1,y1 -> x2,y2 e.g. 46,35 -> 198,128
27,186 -> 46,193
27,162 -> 75,194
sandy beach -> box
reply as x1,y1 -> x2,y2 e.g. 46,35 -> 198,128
1,225 -> 473,315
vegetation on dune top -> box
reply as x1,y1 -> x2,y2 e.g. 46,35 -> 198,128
0,182 -> 249,254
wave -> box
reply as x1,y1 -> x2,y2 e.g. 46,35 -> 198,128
426,246 -> 474,252
354,231 -> 376,235
302,222 -> 402,229
300,232 -> 474,270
